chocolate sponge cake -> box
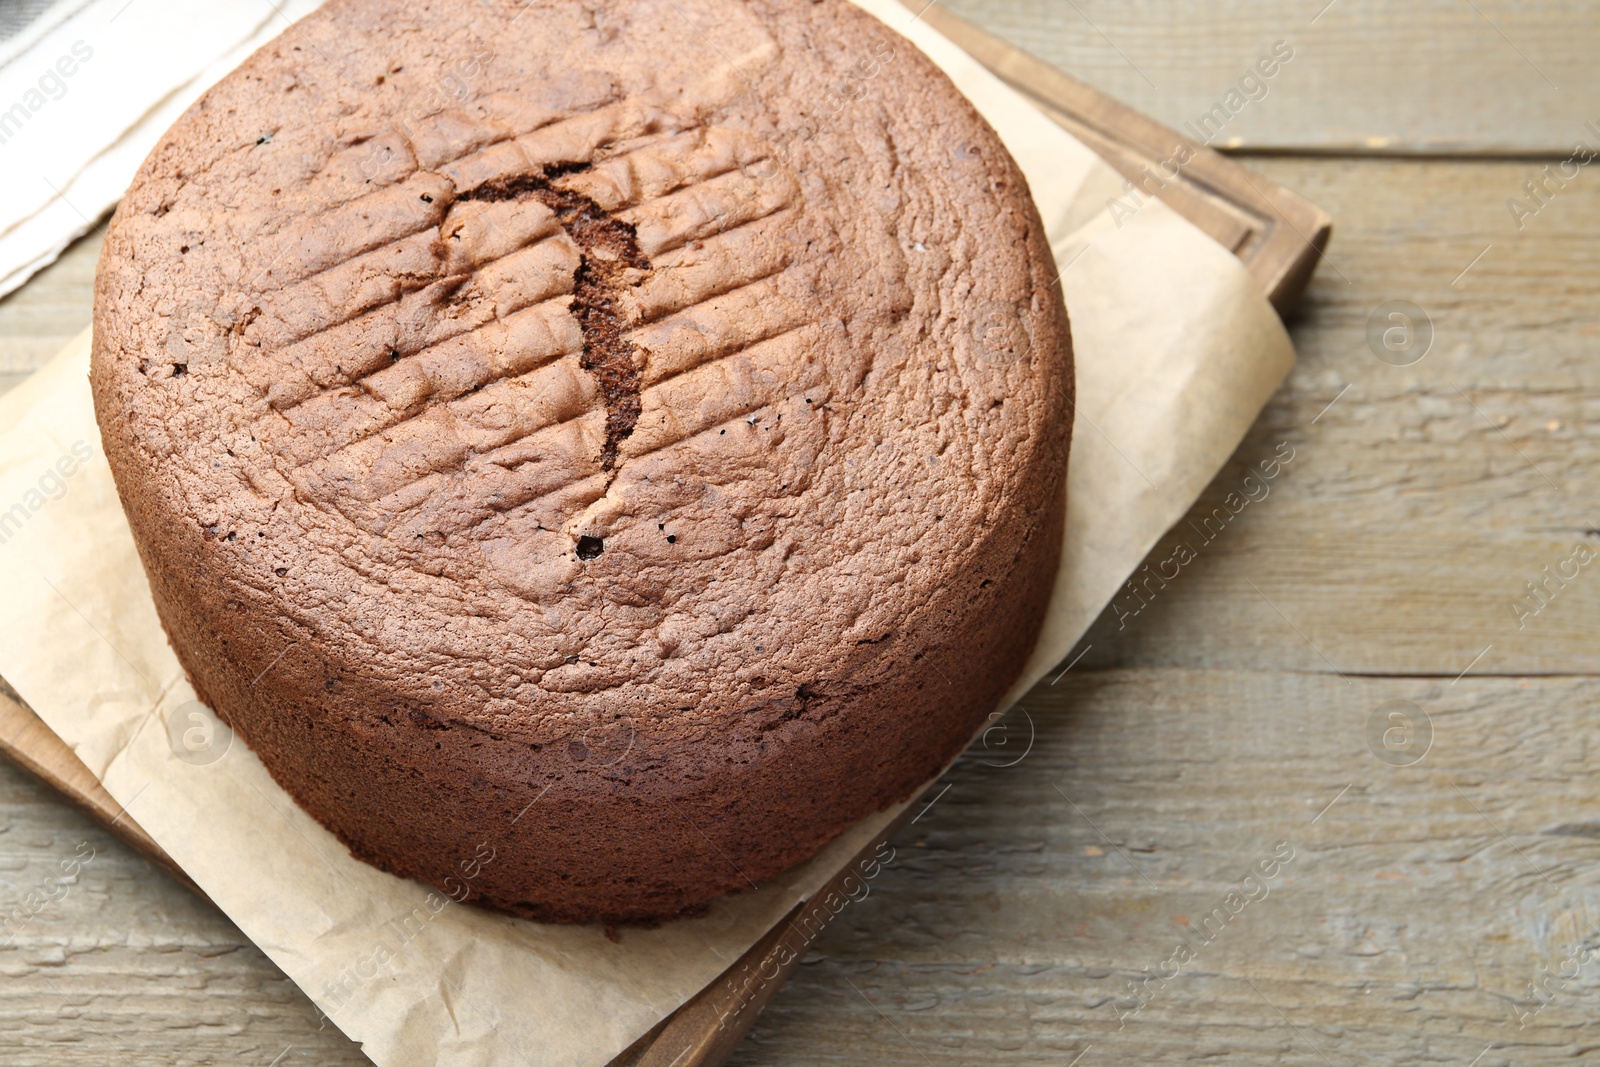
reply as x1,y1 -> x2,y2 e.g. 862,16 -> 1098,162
90,0 -> 1072,923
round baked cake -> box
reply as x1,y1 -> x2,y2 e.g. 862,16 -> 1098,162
91,0 -> 1073,923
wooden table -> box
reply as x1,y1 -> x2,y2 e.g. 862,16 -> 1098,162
2,2 -> 1598,1064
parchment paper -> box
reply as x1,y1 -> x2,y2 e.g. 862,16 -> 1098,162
0,2 -> 1295,1063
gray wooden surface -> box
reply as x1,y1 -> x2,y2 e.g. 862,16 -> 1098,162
2,5 -> 1598,1066
939,0 -> 1600,155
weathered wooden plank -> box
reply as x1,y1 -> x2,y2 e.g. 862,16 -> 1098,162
1075,156 -> 1600,677
939,0 -> 1600,155
914,1 -> 1331,317
731,668 -> 1600,1065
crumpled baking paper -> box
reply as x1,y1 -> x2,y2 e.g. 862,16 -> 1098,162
0,1 -> 1295,1063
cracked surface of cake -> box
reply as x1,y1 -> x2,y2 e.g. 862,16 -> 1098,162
90,0 -> 1073,923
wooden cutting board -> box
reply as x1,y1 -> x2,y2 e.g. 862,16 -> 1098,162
0,5 -> 1330,1065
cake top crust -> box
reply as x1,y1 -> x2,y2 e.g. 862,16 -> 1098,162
91,0 -> 1070,751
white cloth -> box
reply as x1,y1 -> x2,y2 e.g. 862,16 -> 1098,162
0,0 -> 323,297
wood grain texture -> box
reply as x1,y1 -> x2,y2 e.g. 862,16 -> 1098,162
730,669 -> 1600,1066
1076,156 -> 1600,679
935,0 -> 1600,155
917,2 -> 1331,316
